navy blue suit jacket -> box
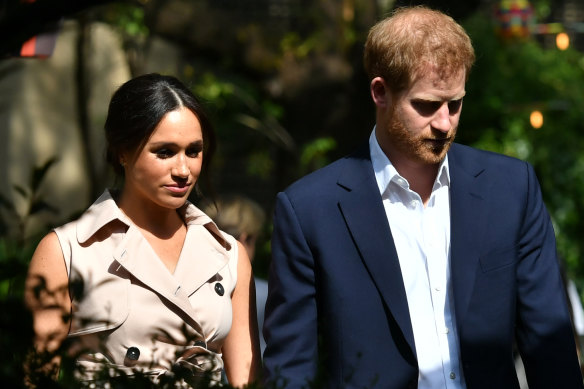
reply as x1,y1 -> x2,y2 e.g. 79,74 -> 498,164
263,142 -> 583,389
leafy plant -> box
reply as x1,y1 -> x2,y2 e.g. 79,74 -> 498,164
0,158 -> 60,386
462,11 -> 584,285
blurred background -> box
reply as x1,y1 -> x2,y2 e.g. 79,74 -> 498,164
1,0 -> 584,317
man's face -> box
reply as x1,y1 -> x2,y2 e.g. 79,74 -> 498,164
379,68 -> 466,166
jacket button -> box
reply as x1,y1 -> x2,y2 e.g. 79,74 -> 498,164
215,283 -> 224,296
124,346 -> 140,366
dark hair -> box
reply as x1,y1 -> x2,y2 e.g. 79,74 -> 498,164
104,73 -> 216,192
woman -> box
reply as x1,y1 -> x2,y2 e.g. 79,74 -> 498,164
25,73 -> 260,387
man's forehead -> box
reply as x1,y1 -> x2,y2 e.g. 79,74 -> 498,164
414,62 -> 466,83
404,68 -> 466,99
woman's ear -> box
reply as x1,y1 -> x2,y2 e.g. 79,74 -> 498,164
119,150 -> 132,168
370,77 -> 391,108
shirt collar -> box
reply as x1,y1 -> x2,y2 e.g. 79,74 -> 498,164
369,127 -> 450,196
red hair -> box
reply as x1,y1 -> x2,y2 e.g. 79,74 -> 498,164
364,6 -> 475,93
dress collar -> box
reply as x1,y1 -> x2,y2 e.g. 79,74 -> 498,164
75,189 -> 230,249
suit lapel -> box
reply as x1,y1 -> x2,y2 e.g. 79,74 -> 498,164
337,144 -> 416,354
448,145 -> 488,323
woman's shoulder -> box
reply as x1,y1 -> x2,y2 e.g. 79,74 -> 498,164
54,189 -> 129,245
31,231 -> 63,261
183,201 -> 237,252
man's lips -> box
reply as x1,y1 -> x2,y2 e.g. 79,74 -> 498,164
426,138 -> 451,147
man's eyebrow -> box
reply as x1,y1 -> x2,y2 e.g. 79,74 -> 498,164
412,92 -> 466,102
452,91 -> 466,100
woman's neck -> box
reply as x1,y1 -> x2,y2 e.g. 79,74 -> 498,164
117,190 -> 185,239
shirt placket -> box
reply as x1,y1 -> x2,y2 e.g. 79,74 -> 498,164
423,189 -> 460,388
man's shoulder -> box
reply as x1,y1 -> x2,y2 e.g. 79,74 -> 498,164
449,143 -> 529,170
283,142 -> 370,196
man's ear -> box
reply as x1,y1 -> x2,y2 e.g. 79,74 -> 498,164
370,77 -> 391,108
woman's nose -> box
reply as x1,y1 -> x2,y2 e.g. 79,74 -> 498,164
172,155 -> 189,177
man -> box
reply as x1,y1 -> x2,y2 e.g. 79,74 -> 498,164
263,6 -> 583,389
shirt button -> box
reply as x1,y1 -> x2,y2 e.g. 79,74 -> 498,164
215,282 -> 225,296
444,327 -> 450,334
450,372 -> 456,380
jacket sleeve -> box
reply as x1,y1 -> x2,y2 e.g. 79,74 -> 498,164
262,191 -> 319,389
515,162 -> 583,388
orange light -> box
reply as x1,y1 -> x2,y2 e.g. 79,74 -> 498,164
530,110 -> 543,129
556,32 -> 570,50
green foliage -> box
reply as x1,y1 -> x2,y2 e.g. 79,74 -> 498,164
300,137 -> 338,174
0,159 -> 60,387
462,12 -> 584,282
280,32 -> 318,60
0,157 -> 59,242
0,157 -> 58,300
100,3 -> 149,39
192,71 -> 294,155
531,0 -> 552,20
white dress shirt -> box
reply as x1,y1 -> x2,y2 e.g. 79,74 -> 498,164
369,130 -> 465,389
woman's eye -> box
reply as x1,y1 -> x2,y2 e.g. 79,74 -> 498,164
155,149 -> 174,159
187,146 -> 203,158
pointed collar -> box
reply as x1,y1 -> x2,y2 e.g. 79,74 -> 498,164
369,128 -> 450,197
75,189 -> 230,250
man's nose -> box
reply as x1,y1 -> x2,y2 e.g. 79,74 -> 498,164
431,103 -> 452,133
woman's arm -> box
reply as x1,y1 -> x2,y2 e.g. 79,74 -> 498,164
24,232 -> 71,375
222,240 -> 261,387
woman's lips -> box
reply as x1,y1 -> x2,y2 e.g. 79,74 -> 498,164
165,183 -> 191,194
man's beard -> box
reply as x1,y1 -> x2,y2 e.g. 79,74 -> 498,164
386,111 -> 456,165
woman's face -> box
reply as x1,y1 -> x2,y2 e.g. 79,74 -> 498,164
122,107 -> 203,210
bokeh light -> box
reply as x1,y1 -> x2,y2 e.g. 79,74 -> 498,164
556,32 -> 570,50
530,110 -> 543,129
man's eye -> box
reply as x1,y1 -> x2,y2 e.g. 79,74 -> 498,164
448,99 -> 463,114
412,101 -> 441,116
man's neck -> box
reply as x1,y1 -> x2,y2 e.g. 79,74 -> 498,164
374,124 -> 442,206
392,158 -> 439,206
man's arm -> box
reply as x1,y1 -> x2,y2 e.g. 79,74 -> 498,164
515,162 -> 583,388
263,191 -> 319,389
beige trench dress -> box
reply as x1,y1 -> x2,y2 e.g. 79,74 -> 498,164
54,190 -> 238,384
